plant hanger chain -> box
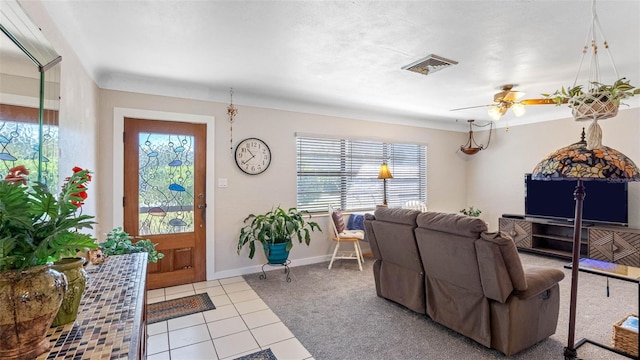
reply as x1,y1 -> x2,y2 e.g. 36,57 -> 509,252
572,0 -> 620,91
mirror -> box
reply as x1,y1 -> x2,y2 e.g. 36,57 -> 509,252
0,0 -> 61,188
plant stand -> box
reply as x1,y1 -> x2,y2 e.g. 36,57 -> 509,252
259,259 -> 291,283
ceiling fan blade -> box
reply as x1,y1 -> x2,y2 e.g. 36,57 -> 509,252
519,98 -> 558,105
450,104 -> 494,111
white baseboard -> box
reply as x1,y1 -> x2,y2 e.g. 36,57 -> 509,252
209,254 -> 332,280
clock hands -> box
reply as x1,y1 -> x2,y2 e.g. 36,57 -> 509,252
242,149 -> 256,164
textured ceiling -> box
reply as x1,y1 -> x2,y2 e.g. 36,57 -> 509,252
38,0 -> 640,130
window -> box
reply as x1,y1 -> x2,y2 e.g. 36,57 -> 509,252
296,135 -> 427,212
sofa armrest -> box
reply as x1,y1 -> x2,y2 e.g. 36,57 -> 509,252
513,267 -> 565,300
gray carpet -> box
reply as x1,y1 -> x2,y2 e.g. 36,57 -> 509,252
244,253 -> 638,359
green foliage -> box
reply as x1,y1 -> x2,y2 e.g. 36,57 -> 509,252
460,206 -> 482,217
542,77 -> 640,107
0,168 -> 98,271
237,206 -> 322,259
100,227 -> 164,263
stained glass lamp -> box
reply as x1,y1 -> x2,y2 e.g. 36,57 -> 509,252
531,131 -> 640,359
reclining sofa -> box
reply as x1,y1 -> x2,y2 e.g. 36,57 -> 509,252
364,207 -> 565,356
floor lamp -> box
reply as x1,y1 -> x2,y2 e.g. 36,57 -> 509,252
378,163 -> 393,206
531,134 -> 640,360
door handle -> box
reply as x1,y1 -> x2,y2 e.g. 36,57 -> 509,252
197,204 -> 207,209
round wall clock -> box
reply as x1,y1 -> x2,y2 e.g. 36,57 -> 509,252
235,137 -> 272,175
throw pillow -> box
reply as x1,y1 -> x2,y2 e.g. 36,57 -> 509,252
332,209 -> 346,233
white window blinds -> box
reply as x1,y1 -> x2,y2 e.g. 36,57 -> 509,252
296,136 -> 427,212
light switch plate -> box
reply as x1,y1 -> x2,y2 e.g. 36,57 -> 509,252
218,178 -> 228,188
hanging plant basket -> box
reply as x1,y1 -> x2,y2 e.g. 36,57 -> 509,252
570,93 -> 619,121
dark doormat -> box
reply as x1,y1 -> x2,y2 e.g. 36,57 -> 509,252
234,348 -> 277,360
147,293 -> 215,324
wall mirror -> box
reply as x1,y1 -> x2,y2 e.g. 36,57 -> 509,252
0,0 -> 61,188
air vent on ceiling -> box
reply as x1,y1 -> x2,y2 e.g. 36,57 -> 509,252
402,54 -> 458,76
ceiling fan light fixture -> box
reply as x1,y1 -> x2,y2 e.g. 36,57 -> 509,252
488,106 -> 506,121
511,103 -> 526,117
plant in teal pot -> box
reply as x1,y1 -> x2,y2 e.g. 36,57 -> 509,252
0,166 -> 98,359
237,206 -> 321,264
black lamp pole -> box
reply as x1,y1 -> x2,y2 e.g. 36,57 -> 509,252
564,179 -> 586,360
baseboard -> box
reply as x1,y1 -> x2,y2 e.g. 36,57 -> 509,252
210,254 -> 333,280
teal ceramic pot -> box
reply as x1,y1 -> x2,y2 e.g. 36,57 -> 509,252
263,242 -> 290,264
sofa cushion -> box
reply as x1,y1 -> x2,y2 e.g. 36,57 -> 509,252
331,208 -> 346,233
374,207 -> 420,225
480,232 -> 527,291
416,212 -> 487,237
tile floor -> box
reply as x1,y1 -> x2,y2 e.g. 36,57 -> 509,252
146,276 -> 313,360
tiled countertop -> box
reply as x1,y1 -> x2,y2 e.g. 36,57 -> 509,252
38,253 -> 148,360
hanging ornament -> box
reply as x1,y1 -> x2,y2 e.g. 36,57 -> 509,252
227,88 -> 238,152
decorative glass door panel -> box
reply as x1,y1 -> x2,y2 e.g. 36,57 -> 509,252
138,132 -> 195,235
124,118 -> 206,289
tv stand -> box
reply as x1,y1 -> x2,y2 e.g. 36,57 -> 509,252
499,217 -> 640,266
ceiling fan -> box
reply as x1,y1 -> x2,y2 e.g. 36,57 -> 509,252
451,84 -> 557,121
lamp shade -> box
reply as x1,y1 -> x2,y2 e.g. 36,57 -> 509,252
378,163 -> 393,179
532,140 -> 640,182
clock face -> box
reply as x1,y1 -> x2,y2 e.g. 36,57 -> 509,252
235,138 -> 272,175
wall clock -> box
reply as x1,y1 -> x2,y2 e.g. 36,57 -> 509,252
235,137 -> 272,175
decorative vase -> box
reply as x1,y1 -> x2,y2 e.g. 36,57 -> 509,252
0,265 -> 66,359
51,257 -> 87,326
263,242 -> 290,264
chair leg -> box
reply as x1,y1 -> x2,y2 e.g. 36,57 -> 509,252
356,241 -> 365,264
353,241 -> 362,271
328,241 -> 340,269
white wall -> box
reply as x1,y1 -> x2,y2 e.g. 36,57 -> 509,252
19,1 -> 101,234
98,89 -> 468,278
466,108 -> 640,231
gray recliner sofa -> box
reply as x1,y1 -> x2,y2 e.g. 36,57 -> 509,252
365,208 -> 565,356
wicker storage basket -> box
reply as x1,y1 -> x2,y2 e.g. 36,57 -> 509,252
612,314 -> 638,357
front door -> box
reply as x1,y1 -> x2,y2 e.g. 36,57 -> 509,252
123,117 -> 207,289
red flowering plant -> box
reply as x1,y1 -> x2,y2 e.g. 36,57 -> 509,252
0,166 -> 98,271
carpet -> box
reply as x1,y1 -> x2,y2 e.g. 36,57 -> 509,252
244,254 -> 636,360
233,348 -> 277,360
147,293 -> 215,324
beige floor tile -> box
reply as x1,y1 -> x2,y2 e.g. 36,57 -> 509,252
147,296 -> 166,304
147,288 -> 165,298
227,289 -> 260,303
196,286 -> 226,298
251,322 -> 294,347
165,283 -> 195,295
219,349 -> 258,360
193,279 -> 222,290
269,337 -> 312,360
218,276 -> 245,285
212,330 -> 259,359
147,321 -> 168,336
147,351 -> 170,360
147,333 -> 169,355
170,340 -> 218,359
165,290 -> 196,300
168,324 -> 212,349
221,281 -> 252,294
167,312 -> 206,331
242,309 -> 280,329
207,316 -> 248,339
203,304 -> 239,322
211,294 -> 232,307
234,298 -> 269,315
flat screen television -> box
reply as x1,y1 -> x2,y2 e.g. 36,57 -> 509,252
524,173 -> 628,226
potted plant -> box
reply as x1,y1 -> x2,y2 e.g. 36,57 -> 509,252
99,227 -> 164,263
543,77 -> 640,121
237,206 -> 321,264
460,206 -> 482,217
0,165 -> 98,359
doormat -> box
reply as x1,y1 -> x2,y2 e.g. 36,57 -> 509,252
147,293 -> 215,324
234,348 -> 277,360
